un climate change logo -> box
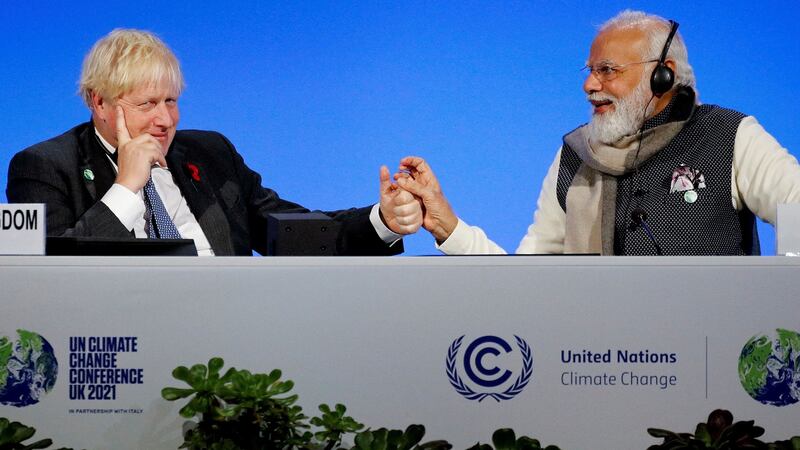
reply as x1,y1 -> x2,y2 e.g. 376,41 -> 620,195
738,328 -> 800,407
446,335 -> 532,402
0,329 -> 58,407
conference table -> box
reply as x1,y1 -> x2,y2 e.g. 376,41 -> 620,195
2,256 -> 798,449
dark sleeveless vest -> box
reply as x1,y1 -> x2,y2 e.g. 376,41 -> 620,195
556,90 -> 759,255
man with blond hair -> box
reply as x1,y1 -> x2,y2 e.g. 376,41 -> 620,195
7,29 -> 421,255
396,10 -> 800,255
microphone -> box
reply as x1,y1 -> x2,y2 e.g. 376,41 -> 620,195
630,208 -> 664,255
630,208 -> 648,224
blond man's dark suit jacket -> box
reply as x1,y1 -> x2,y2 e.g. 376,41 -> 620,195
6,122 -> 401,256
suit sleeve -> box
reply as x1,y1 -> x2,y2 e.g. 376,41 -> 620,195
220,134 -> 402,256
6,148 -> 131,238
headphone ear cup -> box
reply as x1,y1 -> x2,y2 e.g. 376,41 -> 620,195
650,64 -> 675,97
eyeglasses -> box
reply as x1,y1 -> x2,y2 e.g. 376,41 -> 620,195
582,59 -> 659,82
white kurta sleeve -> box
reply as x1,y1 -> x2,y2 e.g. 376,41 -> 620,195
436,218 -> 508,254
732,116 -> 800,224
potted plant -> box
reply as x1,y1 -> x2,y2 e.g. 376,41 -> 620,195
162,358 -> 559,450
0,418 -> 77,450
647,409 -> 800,449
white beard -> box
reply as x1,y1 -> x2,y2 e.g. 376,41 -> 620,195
586,75 -> 655,144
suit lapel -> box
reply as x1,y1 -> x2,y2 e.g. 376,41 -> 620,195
77,123 -> 117,203
167,141 -> 235,255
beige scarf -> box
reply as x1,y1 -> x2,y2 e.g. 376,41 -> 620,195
563,116 -> 690,254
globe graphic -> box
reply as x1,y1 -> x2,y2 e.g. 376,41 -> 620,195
0,329 -> 59,407
738,328 -> 800,407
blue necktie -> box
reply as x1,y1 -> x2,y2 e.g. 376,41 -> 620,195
142,178 -> 182,239
98,138 -> 182,240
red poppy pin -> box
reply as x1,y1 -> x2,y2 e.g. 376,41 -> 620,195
186,163 -> 201,182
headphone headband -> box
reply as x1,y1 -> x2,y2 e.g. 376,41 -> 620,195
658,20 -> 679,65
650,19 -> 680,97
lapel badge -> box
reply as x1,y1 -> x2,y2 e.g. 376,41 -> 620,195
670,164 -> 705,204
83,168 -> 95,181
186,163 -> 201,182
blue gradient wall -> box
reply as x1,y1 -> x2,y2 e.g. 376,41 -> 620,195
3,1 -> 798,255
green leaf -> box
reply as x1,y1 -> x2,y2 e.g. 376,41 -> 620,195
266,368 -> 282,384
372,429 -> 388,450
172,366 -> 191,382
492,429 -> 517,450
220,367 -> 237,380
208,357 -> 224,376
10,424 -> 36,444
187,395 -> 212,415
463,444 -> 490,450
162,387 -> 196,401
518,436 -> 542,450
387,429 -> 404,448
694,423 -> 712,446
399,424 -> 425,450
278,394 -> 300,406
647,428 -> 683,440
189,363 -> 208,383
355,430 -> 374,449
21,438 -> 54,449
271,380 -> 295,396
179,403 -> 198,418
215,405 -> 238,418
417,441 -> 454,450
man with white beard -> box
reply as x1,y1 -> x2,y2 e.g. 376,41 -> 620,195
394,10 -> 800,255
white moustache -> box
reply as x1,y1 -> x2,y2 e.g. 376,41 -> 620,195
587,93 -> 618,103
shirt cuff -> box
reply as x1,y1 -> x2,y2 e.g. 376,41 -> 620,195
369,204 -> 403,246
435,218 -> 469,254
100,183 -> 145,232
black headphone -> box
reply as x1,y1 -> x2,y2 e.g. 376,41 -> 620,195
650,20 -> 679,97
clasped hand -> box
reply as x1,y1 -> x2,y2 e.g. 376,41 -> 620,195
379,165 -> 423,235
391,156 -> 458,243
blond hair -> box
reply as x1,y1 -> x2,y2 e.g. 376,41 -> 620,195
78,29 -> 184,107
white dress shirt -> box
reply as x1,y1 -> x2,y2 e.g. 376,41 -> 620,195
96,131 -> 216,255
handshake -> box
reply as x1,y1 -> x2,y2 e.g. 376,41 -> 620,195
379,156 -> 457,244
